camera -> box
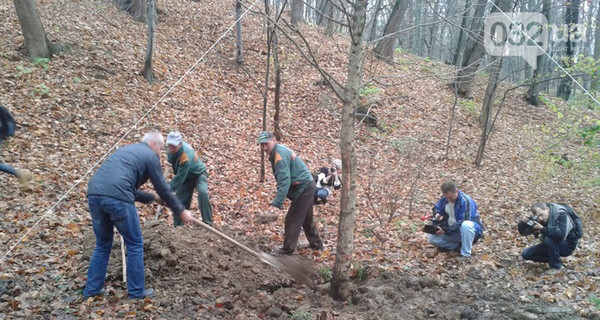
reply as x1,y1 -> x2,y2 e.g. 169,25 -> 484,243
518,216 -> 541,237
422,216 -> 449,234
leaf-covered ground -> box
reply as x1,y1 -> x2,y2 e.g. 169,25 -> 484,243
0,0 -> 599,319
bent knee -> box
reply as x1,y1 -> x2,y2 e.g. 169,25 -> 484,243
460,221 -> 475,232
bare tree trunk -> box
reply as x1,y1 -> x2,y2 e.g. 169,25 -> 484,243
142,0 -> 156,83
452,0 -> 472,66
273,3 -> 283,141
479,57 -> 503,128
454,0 -> 488,97
445,85 -> 459,159
291,0 -> 304,27
236,0 -> 244,65
427,0 -> 441,58
260,0 -> 273,183
557,0 -> 581,100
591,1 -> 600,92
373,0 -> 409,63
316,0 -> 332,26
325,1 -> 337,37
526,0 -> 550,106
130,0 -> 148,23
475,57 -> 503,166
367,0 -> 384,41
330,0 -> 366,301
13,0 -> 52,61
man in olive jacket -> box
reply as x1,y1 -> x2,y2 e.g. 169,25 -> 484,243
259,132 -> 323,254
166,131 -> 213,226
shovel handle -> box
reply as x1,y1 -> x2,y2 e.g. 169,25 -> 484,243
189,217 -> 278,267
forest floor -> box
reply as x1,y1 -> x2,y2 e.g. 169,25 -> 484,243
1,0 -> 599,319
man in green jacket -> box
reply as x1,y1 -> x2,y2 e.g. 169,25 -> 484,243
166,131 -> 213,226
258,131 -> 323,254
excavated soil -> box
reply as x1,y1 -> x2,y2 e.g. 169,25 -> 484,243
78,222 -> 584,320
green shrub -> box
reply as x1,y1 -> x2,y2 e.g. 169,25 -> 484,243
291,311 -> 312,320
459,99 -> 478,117
318,267 -> 332,282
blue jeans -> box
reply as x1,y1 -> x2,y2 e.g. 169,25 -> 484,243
522,236 -> 576,269
314,188 -> 329,202
83,196 -> 146,298
0,162 -> 18,176
428,221 -> 477,257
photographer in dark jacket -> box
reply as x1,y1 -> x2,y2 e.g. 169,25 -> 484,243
83,131 -> 193,299
521,202 -> 581,271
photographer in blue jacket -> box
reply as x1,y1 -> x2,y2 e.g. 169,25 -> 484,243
428,182 -> 484,258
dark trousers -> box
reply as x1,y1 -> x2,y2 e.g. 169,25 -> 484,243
283,182 -> 323,252
173,174 -> 213,226
522,236 -> 577,269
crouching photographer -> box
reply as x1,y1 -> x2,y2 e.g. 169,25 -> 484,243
426,182 -> 484,258
520,202 -> 583,270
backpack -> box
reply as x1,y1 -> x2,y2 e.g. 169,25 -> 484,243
0,106 -> 16,140
558,203 -> 584,240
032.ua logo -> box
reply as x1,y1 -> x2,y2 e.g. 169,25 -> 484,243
484,12 -> 548,69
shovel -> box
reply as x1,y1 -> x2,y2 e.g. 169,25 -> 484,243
190,217 -> 315,288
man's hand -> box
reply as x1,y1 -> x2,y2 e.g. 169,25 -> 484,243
180,210 -> 193,224
434,213 -> 443,221
268,206 -> 282,216
435,226 -> 445,235
533,222 -> 544,231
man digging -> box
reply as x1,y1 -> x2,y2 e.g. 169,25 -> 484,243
165,131 -> 214,226
258,131 -> 324,255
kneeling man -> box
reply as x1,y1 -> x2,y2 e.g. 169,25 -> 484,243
428,182 -> 484,258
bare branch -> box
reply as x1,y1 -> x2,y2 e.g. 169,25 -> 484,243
297,0 -> 349,27
239,2 -> 346,99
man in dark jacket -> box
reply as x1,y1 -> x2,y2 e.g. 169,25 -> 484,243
1,105 -> 31,187
521,202 -> 581,270
259,132 -> 323,254
165,131 -> 213,226
83,131 -> 193,299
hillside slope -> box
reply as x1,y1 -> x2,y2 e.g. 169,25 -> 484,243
0,0 -> 598,319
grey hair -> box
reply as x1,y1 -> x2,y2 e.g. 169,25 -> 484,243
142,130 -> 164,145
531,202 -> 547,215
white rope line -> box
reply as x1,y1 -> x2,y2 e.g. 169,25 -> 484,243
486,0 -> 600,108
0,0 -> 260,263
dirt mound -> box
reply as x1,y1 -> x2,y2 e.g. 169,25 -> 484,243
79,222 -> 586,320
82,220 -> 307,318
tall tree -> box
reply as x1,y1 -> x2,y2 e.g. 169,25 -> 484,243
13,0 -> 53,61
273,0 -> 283,141
372,0 -> 409,63
426,0 -> 442,58
454,0 -> 488,97
367,0 -> 384,41
142,0 -> 156,83
592,2 -> 600,92
317,0 -> 333,26
236,0 -> 244,65
475,0 -> 513,166
260,0 -> 273,183
330,0 -> 366,300
452,0 -> 473,66
291,0 -> 305,27
526,0 -> 551,106
557,0 -> 581,100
